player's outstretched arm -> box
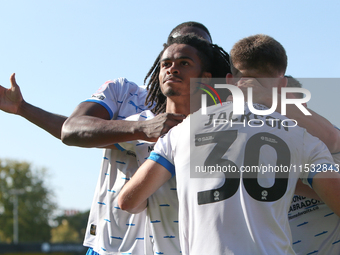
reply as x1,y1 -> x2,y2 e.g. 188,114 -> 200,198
61,102 -> 185,148
0,73 -> 67,139
313,171 -> 340,217
118,159 -> 172,214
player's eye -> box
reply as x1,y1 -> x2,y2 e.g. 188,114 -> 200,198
181,61 -> 189,66
161,62 -> 171,68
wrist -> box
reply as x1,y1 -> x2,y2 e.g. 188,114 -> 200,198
16,99 -> 27,116
131,121 -> 147,140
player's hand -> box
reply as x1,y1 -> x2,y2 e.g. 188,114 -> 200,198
0,73 -> 24,114
236,78 -> 272,106
140,113 -> 186,142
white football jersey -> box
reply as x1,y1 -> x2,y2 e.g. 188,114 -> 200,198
150,102 -> 335,255
118,110 -> 181,255
83,78 -> 150,254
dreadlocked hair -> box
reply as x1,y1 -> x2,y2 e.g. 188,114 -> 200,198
144,34 -> 231,115
167,21 -> 212,43
144,55 -> 165,114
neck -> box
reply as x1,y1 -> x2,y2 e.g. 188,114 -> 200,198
165,98 -> 189,116
165,94 -> 202,116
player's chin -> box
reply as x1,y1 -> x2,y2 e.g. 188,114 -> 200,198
163,88 -> 180,97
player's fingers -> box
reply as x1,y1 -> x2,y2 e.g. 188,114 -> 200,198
163,113 -> 185,122
238,77 -> 262,88
163,118 -> 183,132
171,113 -> 186,119
172,115 -> 186,124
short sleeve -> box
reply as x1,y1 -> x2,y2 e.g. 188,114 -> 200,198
148,127 -> 178,176
85,78 -> 149,120
300,130 -> 336,187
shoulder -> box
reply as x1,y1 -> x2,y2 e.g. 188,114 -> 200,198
110,78 -> 145,92
95,78 -> 146,93
89,78 -> 148,106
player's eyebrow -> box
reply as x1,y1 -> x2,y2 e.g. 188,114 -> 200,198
160,56 -> 194,62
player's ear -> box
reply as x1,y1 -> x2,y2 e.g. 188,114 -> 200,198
201,72 -> 212,85
281,76 -> 288,87
202,71 -> 212,79
277,75 -> 287,94
226,73 -> 238,85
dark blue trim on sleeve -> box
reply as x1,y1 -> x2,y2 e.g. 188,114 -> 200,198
148,152 -> 175,177
308,164 -> 336,187
84,99 -> 114,119
114,143 -> 126,151
307,172 -> 318,187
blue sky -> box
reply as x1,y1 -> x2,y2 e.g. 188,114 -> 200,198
0,0 -> 339,212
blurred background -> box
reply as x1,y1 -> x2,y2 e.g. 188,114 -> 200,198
0,0 -> 339,253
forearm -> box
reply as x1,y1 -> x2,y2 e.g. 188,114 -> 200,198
284,106 -> 340,153
313,172 -> 340,217
118,159 -> 171,213
118,168 -> 151,214
239,78 -> 340,153
122,199 -> 147,214
61,116 -> 147,148
295,179 -> 321,200
261,95 -> 340,153
61,104 -> 185,148
17,100 -> 66,139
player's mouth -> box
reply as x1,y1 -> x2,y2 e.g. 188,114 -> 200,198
164,75 -> 182,83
